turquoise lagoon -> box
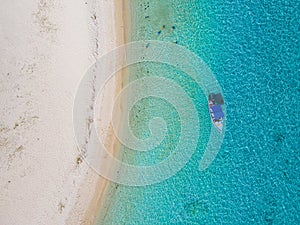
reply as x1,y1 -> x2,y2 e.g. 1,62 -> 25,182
97,0 -> 299,224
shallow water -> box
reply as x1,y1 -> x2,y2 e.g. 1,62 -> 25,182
97,0 -> 299,224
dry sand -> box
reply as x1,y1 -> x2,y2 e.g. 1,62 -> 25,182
0,0 -> 128,224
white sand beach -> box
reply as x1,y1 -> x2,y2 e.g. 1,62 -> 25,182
0,0 -> 126,224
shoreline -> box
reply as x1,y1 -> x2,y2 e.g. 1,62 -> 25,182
66,0 -> 131,224
86,0 -> 131,223
95,0 -> 132,222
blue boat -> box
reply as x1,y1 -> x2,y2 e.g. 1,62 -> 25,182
208,93 -> 224,132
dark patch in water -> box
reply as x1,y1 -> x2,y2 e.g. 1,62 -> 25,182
274,132 -> 285,143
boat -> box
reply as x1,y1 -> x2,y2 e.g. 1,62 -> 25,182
208,93 -> 224,132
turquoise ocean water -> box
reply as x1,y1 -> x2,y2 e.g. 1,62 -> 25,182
97,0 -> 299,224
